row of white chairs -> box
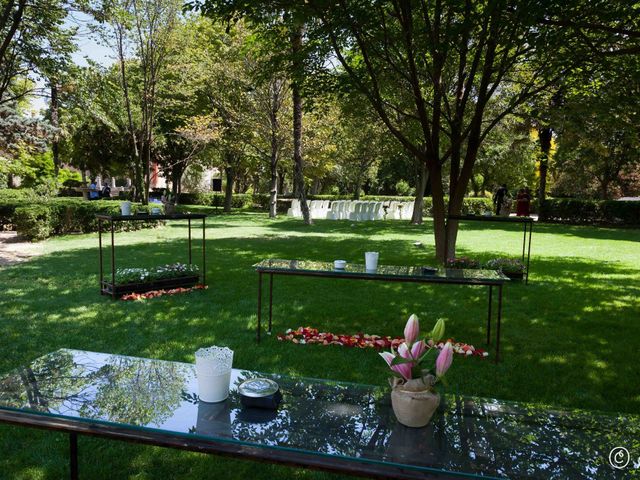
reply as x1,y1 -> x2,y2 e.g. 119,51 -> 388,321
287,200 -> 415,221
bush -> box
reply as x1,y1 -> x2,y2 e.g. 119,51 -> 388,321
539,199 -> 640,226
0,191 -> 157,240
177,192 -> 254,209
14,205 -> 53,241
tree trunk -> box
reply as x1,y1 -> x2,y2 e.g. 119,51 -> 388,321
224,165 -> 234,213
277,168 -> 286,195
353,174 -> 362,200
430,165 -> 447,263
538,128 -> 553,205
50,83 -> 60,177
269,152 -> 278,218
411,161 -> 429,225
291,23 -> 311,225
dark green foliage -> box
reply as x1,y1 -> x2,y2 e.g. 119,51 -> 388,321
540,199 -> 640,226
0,191 -> 157,240
177,193 -> 255,209
13,204 -> 53,241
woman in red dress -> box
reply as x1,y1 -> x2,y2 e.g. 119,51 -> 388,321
516,188 -> 531,216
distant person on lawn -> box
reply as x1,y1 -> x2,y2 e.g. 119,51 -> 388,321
516,188 -> 531,216
101,183 -> 111,199
89,180 -> 100,200
493,184 -> 508,216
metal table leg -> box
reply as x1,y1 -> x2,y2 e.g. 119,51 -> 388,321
487,285 -> 493,345
268,273 -> 273,335
110,221 -> 116,299
522,222 -> 527,263
202,218 -> 206,286
257,272 -> 262,342
69,432 -> 78,480
98,219 -> 103,295
526,222 -> 533,284
188,218 -> 192,265
495,285 -> 503,363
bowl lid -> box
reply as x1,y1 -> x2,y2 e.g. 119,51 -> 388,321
238,378 -> 279,398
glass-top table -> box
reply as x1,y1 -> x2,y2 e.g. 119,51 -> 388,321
0,350 -> 636,479
254,259 -> 509,361
254,259 -> 509,283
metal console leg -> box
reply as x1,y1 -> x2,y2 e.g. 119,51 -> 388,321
487,285 -> 493,345
268,273 -> 273,335
257,273 -> 262,342
69,432 -> 78,480
495,285 -> 503,363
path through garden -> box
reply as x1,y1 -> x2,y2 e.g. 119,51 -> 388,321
0,232 -> 41,266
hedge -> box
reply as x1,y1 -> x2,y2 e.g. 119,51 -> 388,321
177,192 -> 255,209
539,199 -> 640,226
177,192 -> 495,217
0,190 -> 159,240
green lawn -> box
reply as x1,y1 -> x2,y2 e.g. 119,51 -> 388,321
1,212 -> 639,479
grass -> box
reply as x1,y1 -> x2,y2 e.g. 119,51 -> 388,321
0,212 -> 639,479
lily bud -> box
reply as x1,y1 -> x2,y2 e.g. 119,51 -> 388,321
436,342 -> 453,377
430,318 -> 446,342
404,314 -> 420,345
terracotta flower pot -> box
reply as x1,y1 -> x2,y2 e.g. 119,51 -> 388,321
390,375 -> 440,428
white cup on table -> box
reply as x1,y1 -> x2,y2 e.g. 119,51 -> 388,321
365,252 -> 379,271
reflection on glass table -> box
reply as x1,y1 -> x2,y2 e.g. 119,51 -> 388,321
254,259 -> 509,283
0,350 -> 637,479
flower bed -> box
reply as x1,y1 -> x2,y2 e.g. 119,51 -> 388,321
446,256 -> 525,279
446,257 -> 481,269
484,257 -> 525,279
102,263 -> 200,296
277,326 -> 488,357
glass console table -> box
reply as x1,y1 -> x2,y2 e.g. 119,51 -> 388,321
255,259 -> 509,361
0,350 -> 636,479
96,213 -> 207,298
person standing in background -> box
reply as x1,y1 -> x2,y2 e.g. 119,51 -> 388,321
89,180 -> 100,200
493,184 -> 508,215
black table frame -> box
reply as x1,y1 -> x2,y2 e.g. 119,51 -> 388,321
96,213 -> 207,299
445,215 -> 533,284
0,408 -> 465,480
256,265 -> 507,363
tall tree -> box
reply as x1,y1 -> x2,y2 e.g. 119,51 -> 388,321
306,0 -> 572,260
94,0 -> 180,202
192,2 -> 317,224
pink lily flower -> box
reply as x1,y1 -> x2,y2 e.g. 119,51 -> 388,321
379,351 -> 395,366
411,339 -> 426,359
436,342 -> 453,377
379,351 -> 413,380
392,362 -> 413,380
397,342 -> 412,359
404,314 -> 419,345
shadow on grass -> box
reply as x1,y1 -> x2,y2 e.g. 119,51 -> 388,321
0,220 -> 639,479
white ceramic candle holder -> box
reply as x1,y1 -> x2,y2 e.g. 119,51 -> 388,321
195,346 -> 234,403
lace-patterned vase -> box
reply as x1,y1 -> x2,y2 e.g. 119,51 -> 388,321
195,346 -> 234,403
